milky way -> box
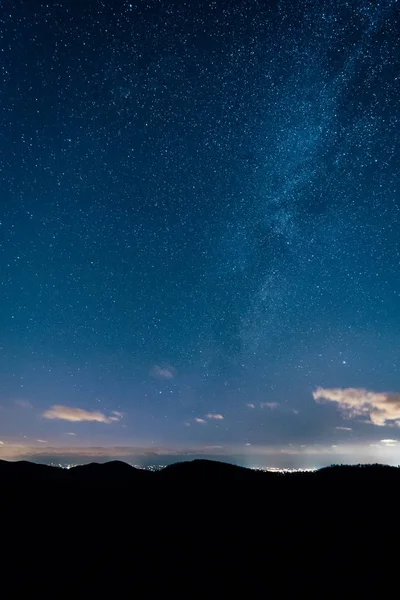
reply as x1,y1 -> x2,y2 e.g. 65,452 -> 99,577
0,0 -> 399,467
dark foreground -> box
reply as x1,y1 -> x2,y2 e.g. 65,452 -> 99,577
1,459 -> 398,596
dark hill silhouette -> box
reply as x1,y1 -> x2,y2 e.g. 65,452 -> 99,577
0,458 -> 64,481
1,459 -> 399,596
67,459 -> 152,485
159,458 -> 261,479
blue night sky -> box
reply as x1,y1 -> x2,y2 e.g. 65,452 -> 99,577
0,0 -> 399,468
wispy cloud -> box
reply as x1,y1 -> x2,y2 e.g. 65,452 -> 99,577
335,426 -> 353,431
0,443 -> 232,462
37,439 -> 48,443
15,399 -> 32,409
0,440 -> 4,445
191,414 -> 224,424
260,402 -> 280,410
42,405 -> 122,424
0,441 -> 399,465
66,432 -> 76,436
313,387 -> 400,427
111,411 -> 123,419
381,439 -> 398,446
246,403 -> 256,409
150,365 -> 176,380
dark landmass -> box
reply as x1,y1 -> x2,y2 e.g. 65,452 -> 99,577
1,459 -> 398,595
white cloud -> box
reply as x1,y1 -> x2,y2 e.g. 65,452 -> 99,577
335,426 -> 353,431
37,439 -> 48,443
150,365 -> 176,380
246,403 -> 255,409
205,413 -> 224,420
0,441 -> 4,445
109,410 -> 123,422
42,405 -> 121,424
380,439 -> 398,447
261,402 -> 279,410
194,418 -> 207,424
66,432 -> 76,436
313,387 -> 400,427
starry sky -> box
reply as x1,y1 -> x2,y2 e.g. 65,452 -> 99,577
0,0 -> 399,468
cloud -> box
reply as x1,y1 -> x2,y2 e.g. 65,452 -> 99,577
109,411 -> 123,422
150,365 -> 176,380
192,414 -> 224,423
15,399 -> 32,409
260,402 -> 279,410
381,439 -> 398,444
0,443 -> 232,462
42,405 -> 121,424
313,387 -> 400,427
0,439 -> 399,466
37,439 -> 48,443
335,426 -> 353,431
66,432 -> 76,436
246,403 -> 256,409
0,441 -> 4,445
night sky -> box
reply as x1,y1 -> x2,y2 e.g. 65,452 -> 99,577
1,0 -> 399,468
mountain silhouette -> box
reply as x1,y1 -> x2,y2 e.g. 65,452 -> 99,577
1,459 -> 398,596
